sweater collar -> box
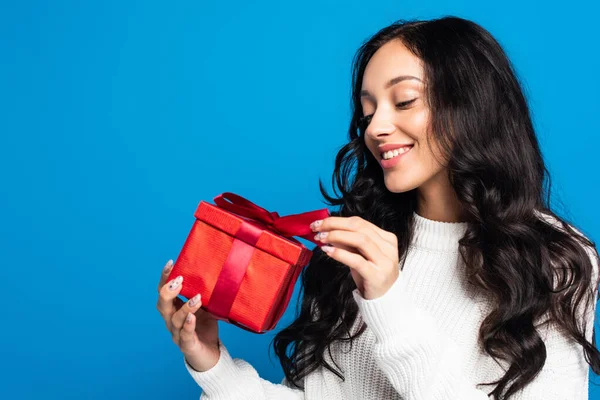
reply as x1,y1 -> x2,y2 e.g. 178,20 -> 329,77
410,211 -> 469,252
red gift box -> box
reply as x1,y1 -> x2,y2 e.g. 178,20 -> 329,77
168,192 -> 330,334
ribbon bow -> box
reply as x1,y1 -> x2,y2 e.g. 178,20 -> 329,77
213,192 -> 330,246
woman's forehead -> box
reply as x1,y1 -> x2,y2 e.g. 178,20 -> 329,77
362,41 -> 425,94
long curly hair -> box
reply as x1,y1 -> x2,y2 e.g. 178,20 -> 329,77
271,16 -> 600,399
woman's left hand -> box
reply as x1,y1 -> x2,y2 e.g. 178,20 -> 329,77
310,216 -> 400,300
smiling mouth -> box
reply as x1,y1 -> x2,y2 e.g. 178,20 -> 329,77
380,145 -> 413,160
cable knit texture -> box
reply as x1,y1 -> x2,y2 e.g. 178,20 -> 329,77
183,211 -> 598,399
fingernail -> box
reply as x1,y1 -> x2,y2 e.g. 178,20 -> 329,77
188,293 -> 200,307
163,260 -> 173,273
314,231 -> 328,241
168,275 -> 183,290
186,312 -> 193,324
321,244 -> 334,254
310,220 -> 322,230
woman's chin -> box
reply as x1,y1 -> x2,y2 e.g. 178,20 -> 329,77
383,175 -> 415,193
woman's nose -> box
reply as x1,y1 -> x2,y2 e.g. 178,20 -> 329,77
365,118 -> 395,139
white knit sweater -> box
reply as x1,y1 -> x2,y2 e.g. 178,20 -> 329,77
184,211 -> 598,399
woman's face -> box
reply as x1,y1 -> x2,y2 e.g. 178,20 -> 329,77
360,39 -> 448,194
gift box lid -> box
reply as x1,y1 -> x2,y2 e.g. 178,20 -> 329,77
194,200 -> 313,267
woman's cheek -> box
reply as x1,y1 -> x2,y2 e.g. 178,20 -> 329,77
404,107 -> 429,138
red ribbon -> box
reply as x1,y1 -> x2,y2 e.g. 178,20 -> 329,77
213,192 -> 330,246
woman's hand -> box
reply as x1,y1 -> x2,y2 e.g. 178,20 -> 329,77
310,216 -> 400,300
156,260 -> 220,372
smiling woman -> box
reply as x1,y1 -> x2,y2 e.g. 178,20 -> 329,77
159,15 -> 600,400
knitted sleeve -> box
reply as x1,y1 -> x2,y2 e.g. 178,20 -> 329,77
183,342 -> 305,400
351,243 -> 598,400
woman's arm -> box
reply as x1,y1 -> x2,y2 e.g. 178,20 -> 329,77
352,246 -> 598,400
184,342 -> 305,400
352,272 -> 490,399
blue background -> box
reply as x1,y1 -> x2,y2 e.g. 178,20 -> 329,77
1,1 -> 598,398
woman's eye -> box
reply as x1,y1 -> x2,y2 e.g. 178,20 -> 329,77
396,98 -> 417,109
358,98 -> 417,131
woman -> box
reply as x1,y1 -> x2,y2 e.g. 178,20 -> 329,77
156,16 -> 600,399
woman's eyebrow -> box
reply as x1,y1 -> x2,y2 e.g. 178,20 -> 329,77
360,75 -> 423,98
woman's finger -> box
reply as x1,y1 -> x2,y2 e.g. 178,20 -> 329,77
318,230 -> 389,268
314,216 -> 396,251
156,275 -> 184,330
171,292 -> 203,344
179,312 -> 199,352
157,260 -> 174,292
320,241 -> 358,256
347,216 -> 398,247
321,245 -> 374,281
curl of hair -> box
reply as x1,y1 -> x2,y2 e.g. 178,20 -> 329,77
272,16 -> 600,399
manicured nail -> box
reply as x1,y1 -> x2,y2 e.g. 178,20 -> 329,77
168,275 -> 183,290
163,260 -> 173,273
310,220 -> 322,230
314,232 -> 328,241
186,312 -> 193,324
321,244 -> 334,254
188,294 -> 200,307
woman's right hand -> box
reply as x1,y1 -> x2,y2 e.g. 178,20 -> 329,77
156,259 -> 221,372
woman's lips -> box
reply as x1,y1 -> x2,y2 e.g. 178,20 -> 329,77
379,145 -> 413,169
